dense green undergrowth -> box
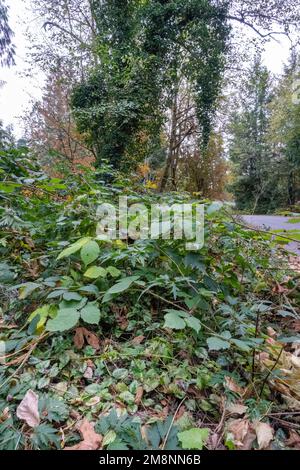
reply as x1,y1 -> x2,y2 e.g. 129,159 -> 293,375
0,148 -> 300,450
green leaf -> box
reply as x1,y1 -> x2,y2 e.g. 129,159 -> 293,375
28,305 -> 52,330
231,339 -> 251,352
106,266 -> 121,278
80,303 -> 101,325
178,428 -> 210,450
206,201 -> 223,215
103,430 -> 117,447
207,337 -> 231,351
46,309 -> 80,332
164,312 -> 186,330
57,237 -> 91,260
18,282 -> 40,300
278,335 -> 300,343
63,292 -> 83,302
80,241 -> 100,266
103,276 -> 140,302
84,266 -> 107,279
185,316 -> 201,334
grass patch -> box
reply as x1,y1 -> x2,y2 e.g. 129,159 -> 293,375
287,218 -> 300,224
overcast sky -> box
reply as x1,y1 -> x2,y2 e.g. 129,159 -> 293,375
0,0 -> 294,138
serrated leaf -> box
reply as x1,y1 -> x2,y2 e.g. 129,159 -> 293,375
84,266 -> 107,279
106,266 -> 121,278
185,316 -> 201,333
57,237 -> 91,260
231,339 -> 251,352
46,309 -> 80,332
164,312 -> 186,330
80,303 -> 101,325
178,428 -> 210,450
63,292 -> 83,301
207,336 -> 230,351
103,430 -> 117,447
103,276 -> 140,302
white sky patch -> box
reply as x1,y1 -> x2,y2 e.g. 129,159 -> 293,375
0,0 -> 44,138
0,0 -> 294,138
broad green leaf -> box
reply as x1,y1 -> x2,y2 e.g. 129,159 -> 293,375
207,336 -> 231,351
80,303 -> 101,325
28,305 -> 52,330
103,276 -> 140,302
185,316 -> 201,334
178,428 -> 210,450
231,339 -> 251,352
164,312 -> 186,330
278,335 -> 300,343
19,282 -> 40,300
80,241 -> 100,266
63,292 -> 83,302
106,266 -> 121,278
164,309 -> 188,318
84,266 -> 107,279
0,182 -> 22,193
206,201 -> 223,215
57,237 -> 91,260
46,309 -> 80,332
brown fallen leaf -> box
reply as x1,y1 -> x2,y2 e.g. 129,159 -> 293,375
227,418 -> 250,448
83,367 -> 94,380
135,386 -> 144,405
175,405 -> 186,421
286,430 -> 300,449
267,327 -> 277,338
254,421 -> 274,450
16,390 -> 40,428
273,282 -> 288,294
74,328 -> 85,349
224,376 -> 245,396
65,419 -> 102,450
74,328 -> 100,350
240,429 -> 257,451
131,335 -> 145,345
227,403 -> 248,416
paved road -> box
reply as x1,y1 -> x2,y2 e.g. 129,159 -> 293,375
242,215 -> 300,255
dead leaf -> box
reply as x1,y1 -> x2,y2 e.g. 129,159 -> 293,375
16,390 -> 40,428
86,397 -> 101,407
240,429 -> 256,450
74,328 -> 100,350
65,419 -> 102,450
227,419 -> 250,448
286,430 -> 300,449
292,320 -> 300,332
74,328 -> 85,350
254,421 -> 274,449
227,403 -> 248,416
134,386 -> 144,405
131,335 -> 145,345
267,327 -> 277,338
83,367 -> 94,380
273,282 -> 288,294
224,377 -> 244,396
175,405 -> 186,421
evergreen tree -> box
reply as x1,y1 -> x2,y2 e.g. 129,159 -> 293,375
229,56 -> 274,212
0,0 -> 14,66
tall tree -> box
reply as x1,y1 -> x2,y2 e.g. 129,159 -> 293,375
25,68 -> 95,171
71,0 -> 230,170
0,0 -> 14,66
269,55 -> 300,206
229,56 -> 274,212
